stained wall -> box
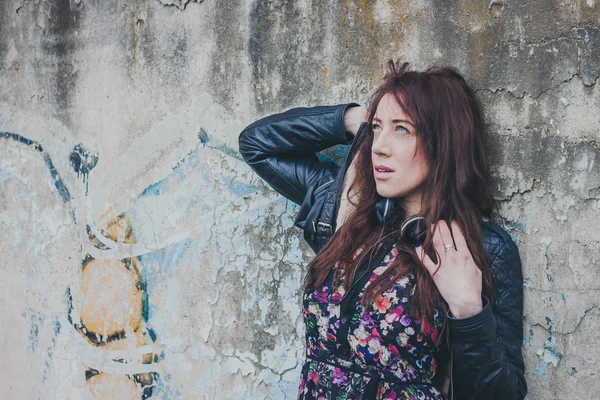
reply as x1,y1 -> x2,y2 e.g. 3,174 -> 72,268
0,0 -> 599,399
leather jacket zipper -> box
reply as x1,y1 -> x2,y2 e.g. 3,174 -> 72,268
314,179 -> 334,194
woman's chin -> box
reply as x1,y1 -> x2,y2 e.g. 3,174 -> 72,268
375,186 -> 401,199
376,181 -> 423,201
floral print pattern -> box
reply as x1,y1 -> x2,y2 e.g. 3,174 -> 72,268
298,243 -> 446,400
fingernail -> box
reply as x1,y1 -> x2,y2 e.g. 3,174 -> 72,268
415,244 -> 421,248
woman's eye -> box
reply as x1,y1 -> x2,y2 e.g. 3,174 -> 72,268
396,125 -> 408,133
372,123 -> 381,131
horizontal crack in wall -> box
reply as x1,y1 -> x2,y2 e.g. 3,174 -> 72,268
475,73 -> 598,100
156,0 -> 204,10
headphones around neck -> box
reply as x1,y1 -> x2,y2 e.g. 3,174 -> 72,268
375,197 -> 427,246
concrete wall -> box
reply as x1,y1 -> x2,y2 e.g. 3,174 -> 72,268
0,0 -> 598,398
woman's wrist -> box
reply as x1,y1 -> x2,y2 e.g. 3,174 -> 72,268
343,106 -> 367,138
448,298 -> 483,319
447,296 -> 495,344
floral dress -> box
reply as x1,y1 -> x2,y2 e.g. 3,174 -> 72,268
298,239 -> 447,400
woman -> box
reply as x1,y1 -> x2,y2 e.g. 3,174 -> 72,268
238,61 -> 527,400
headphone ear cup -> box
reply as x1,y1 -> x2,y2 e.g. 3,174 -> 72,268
375,198 -> 394,224
400,216 -> 428,245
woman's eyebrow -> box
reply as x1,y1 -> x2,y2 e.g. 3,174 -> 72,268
373,117 -> 415,127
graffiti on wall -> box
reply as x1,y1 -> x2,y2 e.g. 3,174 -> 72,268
1,129 -> 294,398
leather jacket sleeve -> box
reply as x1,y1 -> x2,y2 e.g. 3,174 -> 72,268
447,234 -> 527,400
238,104 -> 358,205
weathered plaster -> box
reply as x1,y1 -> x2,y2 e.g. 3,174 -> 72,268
1,0 -> 599,399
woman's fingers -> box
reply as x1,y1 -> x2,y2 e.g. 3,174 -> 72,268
450,220 -> 468,251
416,245 -> 440,276
436,221 -> 456,252
430,220 -> 455,262
417,220 -> 470,277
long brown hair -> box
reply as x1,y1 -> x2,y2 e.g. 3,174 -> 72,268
305,60 -> 495,346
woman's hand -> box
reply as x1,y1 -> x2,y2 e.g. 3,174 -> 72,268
343,106 -> 368,138
416,220 -> 483,319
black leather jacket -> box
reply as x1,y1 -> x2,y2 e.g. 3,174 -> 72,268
239,103 -> 527,400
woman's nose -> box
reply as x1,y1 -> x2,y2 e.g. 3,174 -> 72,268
372,130 -> 392,157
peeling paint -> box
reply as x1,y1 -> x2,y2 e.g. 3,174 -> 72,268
523,329 -> 534,347
537,336 -> 563,368
533,360 -> 549,380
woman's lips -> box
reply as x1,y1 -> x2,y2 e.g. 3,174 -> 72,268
374,164 -> 395,180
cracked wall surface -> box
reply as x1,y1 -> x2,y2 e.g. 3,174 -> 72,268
0,0 -> 598,399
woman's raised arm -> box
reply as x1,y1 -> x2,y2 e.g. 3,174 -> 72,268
238,104 -> 359,205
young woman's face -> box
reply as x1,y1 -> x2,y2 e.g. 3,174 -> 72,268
371,93 -> 430,212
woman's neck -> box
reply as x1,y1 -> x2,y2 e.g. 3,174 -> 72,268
400,191 -> 423,217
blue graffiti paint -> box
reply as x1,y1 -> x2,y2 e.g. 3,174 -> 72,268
545,316 -> 554,334
138,238 -> 196,325
561,293 -> 567,304
542,336 -> 564,368
500,217 -> 526,234
0,131 -> 72,202
197,127 -> 209,144
523,329 -> 534,346
523,279 -> 532,288
546,273 -> 553,281
150,371 -> 181,399
533,360 -> 548,376
570,367 -> 577,375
